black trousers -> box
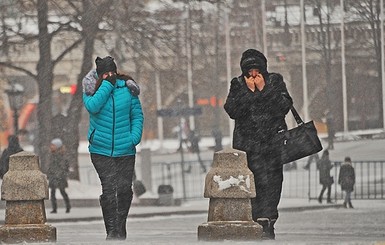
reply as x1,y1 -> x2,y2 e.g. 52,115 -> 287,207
91,153 -> 136,201
319,184 -> 331,201
91,154 -> 136,239
50,187 -> 70,211
246,150 -> 283,221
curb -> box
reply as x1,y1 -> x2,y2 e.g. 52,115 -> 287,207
279,203 -> 343,212
0,204 -> 343,224
46,210 -> 208,223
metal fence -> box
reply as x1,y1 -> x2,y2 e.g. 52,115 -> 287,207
308,161 -> 385,201
151,159 -> 311,200
151,159 -> 385,200
79,158 -> 385,201
152,160 -> 210,200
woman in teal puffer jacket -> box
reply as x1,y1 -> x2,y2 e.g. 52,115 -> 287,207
82,56 -> 143,240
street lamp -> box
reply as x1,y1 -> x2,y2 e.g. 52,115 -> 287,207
5,83 -> 25,135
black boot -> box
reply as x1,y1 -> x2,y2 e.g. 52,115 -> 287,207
116,192 -> 133,240
256,218 -> 275,240
62,189 -> 71,213
348,201 -> 354,208
100,196 -> 118,240
318,195 -> 322,204
51,199 -> 57,213
51,190 -> 57,213
268,219 -> 276,240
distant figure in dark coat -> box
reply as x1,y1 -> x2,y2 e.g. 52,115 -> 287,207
338,156 -> 355,208
318,150 -> 333,203
0,135 -> 23,179
48,138 -> 71,213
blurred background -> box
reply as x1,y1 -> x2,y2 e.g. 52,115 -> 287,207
0,0 -> 385,181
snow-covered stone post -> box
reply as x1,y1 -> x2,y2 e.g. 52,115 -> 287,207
0,151 -> 56,243
197,149 -> 262,241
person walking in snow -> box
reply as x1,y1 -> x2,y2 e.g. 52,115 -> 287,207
338,156 -> 355,208
224,49 -> 293,239
82,56 -> 143,240
0,135 -> 23,179
47,138 -> 71,214
318,150 -> 334,204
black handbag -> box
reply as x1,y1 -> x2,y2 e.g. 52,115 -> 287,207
133,180 -> 146,197
273,105 -> 323,164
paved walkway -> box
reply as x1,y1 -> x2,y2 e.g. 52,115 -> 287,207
0,197 -> 342,224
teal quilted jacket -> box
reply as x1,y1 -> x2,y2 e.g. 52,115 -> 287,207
83,79 -> 144,157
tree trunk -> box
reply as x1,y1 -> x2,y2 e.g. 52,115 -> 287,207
65,34 -> 95,181
36,0 -> 53,173
65,0 -> 108,180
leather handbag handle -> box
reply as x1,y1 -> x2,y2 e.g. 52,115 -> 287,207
290,105 -> 305,125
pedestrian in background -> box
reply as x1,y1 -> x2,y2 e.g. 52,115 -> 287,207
224,48 -> 293,239
318,150 -> 334,204
48,138 -> 71,213
211,128 -> 223,152
82,56 -> 144,240
0,135 -> 23,179
173,117 -> 191,152
189,130 -> 206,173
338,156 -> 355,208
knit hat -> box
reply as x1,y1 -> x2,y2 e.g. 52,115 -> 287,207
95,56 -> 117,76
240,49 -> 267,76
51,138 -> 63,149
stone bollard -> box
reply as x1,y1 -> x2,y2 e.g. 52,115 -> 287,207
0,151 -> 56,243
197,149 -> 262,241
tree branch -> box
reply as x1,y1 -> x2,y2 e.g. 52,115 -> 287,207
0,62 -> 37,80
52,38 -> 83,66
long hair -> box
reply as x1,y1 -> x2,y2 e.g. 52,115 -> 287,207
93,72 -> 135,95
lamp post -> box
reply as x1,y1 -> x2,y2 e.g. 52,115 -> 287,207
5,83 -> 25,135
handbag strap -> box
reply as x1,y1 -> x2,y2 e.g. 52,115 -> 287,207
290,105 -> 305,125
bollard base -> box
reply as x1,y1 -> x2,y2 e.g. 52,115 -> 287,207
197,221 -> 263,241
0,224 -> 56,243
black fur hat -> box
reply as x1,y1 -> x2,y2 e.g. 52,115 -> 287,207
95,56 -> 117,76
240,49 -> 267,76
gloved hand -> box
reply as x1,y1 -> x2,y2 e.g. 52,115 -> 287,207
103,72 -> 116,86
126,79 -> 140,96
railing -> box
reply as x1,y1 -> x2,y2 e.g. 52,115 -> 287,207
153,160 -> 210,200
152,159 -> 311,200
78,158 -> 385,200
308,161 -> 385,201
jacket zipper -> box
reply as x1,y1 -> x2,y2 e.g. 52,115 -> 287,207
111,94 -> 115,156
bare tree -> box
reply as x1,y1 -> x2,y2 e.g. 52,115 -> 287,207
0,0 -> 83,173
346,0 -> 384,128
64,0 -> 112,180
308,0 -> 342,127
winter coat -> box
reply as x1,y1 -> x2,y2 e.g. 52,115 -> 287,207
83,77 -> 144,157
224,73 -> 293,155
318,157 -> 333,186
48,150 -> 69,189
338,163 -> 355,192
0,137 -> 23,179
